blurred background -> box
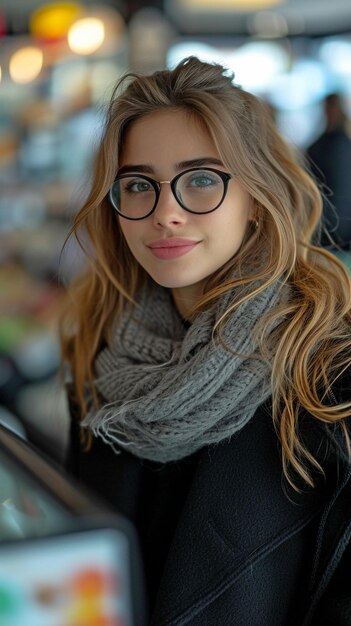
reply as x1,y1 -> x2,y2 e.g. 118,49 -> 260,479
0,0 -> 350,460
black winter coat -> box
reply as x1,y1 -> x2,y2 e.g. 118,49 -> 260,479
67,393 -> 351,626
307,128 -> 351,247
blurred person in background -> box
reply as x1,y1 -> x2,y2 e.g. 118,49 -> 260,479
60,58 -> 351,625
307,92 -> 351,249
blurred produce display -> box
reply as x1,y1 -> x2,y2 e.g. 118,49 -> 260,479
0,2 -> 128,457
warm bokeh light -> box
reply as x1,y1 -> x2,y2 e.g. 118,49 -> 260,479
9,47 -> 44,84
68,17 -> 105,55
30,2 -> 83,40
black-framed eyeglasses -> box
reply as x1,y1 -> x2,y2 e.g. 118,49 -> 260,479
108,167 -> 232,220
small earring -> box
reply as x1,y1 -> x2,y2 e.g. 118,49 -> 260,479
253,218 -> 259,230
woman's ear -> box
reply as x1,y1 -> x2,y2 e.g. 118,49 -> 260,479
248,199 -> 259,229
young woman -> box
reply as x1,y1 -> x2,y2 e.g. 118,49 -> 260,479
61,57 -> 351,625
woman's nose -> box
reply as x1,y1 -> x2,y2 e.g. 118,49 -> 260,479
152,183 -> 186,227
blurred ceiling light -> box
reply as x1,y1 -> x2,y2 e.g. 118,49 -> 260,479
319,40 -> 351,75
229,41 -> 288,91
178,0 -> 284,10
9,47 -> 44,84
68,17 -> 105,55
30,2 -> 83,40
270,60 -> 329,110
168,40 -> 288,93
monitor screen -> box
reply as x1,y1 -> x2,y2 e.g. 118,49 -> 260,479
0,526 -> 133,626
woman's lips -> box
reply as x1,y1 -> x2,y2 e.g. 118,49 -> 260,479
147,238 -> 200,260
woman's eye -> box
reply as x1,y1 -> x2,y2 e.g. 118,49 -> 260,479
187,173 -> 218,188
125,180 -> 152,193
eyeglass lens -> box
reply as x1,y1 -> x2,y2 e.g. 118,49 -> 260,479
110,169 -> 226,218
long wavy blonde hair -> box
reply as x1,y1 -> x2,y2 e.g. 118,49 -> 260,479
60,56 -> 351,488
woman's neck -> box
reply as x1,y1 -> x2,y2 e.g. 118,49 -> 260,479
171,284 -> 203,321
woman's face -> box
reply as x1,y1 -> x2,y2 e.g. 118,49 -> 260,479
117,109 -> 253,315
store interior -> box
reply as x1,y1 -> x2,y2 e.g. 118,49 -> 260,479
0,0 -> 350,460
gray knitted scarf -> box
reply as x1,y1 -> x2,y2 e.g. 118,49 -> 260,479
83,280 -> 282,462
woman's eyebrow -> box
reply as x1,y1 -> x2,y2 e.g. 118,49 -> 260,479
117,164 -> 154,175
117,157 -> 224,176
175,157 -> 224,169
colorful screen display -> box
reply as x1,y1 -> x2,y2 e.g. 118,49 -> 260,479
0,527 -> 133,626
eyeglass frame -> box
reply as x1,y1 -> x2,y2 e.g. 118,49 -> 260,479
108,167 -> 233,220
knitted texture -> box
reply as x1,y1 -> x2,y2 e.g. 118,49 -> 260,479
83,280 -> 282,462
